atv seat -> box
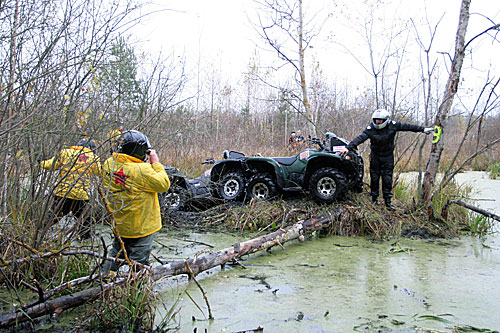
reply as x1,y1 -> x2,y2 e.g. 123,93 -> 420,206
272,156 -> 297,166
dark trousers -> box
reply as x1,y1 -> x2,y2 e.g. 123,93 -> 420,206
369,153 -> 394,201
52,195 -> 88,219
52,195 -> 91,237
102,233 -> 156,272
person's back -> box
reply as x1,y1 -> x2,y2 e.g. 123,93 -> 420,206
101,130 -> 170,272
41,143 -> 100,200
102,151 -> 169,238
40,139 -> 100,238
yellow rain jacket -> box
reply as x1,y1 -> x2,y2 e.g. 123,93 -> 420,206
40,146 -> 101,201
101,153 -> 170,238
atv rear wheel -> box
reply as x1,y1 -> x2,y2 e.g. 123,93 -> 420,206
309,167 -> 347,203
247,174 -> 277,201
159,185 -> 186,213
218,171 -> 245,201
158,185 -> 187,213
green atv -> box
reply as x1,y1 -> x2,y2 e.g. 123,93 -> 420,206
206,132 -> 364,204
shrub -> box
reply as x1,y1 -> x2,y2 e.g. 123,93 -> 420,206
393,176 -> 475,236
80,270 -> 180,332
468,214 -> 491,235
487,160 -> 500,179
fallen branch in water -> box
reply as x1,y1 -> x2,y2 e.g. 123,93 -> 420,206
443,199 -> 500,222
185,261 -> 213,320
0,206 -> 357,328
175,237 -> 214,248
151,207 -> 355,279
1,249 -> 129,267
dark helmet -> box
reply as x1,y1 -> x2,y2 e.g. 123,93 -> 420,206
117,130 -> 151,160
77,138 -> 97,150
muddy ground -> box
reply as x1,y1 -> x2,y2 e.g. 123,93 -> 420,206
161,191 -> 450,240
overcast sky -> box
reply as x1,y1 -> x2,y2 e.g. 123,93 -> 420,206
131,0 -> 499,99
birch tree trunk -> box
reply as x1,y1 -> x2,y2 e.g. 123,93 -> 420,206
420,0 -> 471,204
298,0 -> 316,137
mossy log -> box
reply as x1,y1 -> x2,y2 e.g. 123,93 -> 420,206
0,207 -> 350,328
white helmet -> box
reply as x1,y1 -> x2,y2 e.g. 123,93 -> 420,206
371,108 -> 390,129
325,132 -> 337,140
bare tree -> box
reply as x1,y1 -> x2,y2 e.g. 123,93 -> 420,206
252,0 -> 329,137
333,1 -> 411,112
437,76 -> 500,191
411,13 -> 443,201
420,0 -> 500,203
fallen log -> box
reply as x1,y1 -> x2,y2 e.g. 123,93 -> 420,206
0,207 -> 352,328
444,199 -> 500,222
0,280 -> 123,328
152,208 -> 351,279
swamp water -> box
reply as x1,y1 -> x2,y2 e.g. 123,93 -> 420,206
154,171 -> 500,332
4,172 -> 497,332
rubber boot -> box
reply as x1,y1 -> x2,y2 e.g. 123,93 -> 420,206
371,196 -> 379,205
385,199 -> 396,210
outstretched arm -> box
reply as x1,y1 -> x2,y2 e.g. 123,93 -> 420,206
396,122 -> 425,133
347,131 -> 369,151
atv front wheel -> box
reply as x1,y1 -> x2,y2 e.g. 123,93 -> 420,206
309,167 -> 347,203
218,171 -> 245,201
247,174 -> 277,201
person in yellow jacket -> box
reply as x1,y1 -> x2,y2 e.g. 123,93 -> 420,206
101,130 -> 170,272
39,139 -> 101,238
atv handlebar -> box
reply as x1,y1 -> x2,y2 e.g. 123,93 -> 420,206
309,137 -> 325,150
202,158 -> 215,165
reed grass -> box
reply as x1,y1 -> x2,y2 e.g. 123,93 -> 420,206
487,159 -> 500,179
80,270 -> 180,332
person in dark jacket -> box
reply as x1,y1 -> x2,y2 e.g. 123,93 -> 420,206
346,109 -> 433,209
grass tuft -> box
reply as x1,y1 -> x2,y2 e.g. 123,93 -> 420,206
487,159 -> 500,179
79,269 -> 179,332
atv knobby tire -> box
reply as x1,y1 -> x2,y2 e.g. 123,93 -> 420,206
159,185 -> 187,213
309,167 -> 347,203
218,171 -> 245,201
247,174 -> 277,201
